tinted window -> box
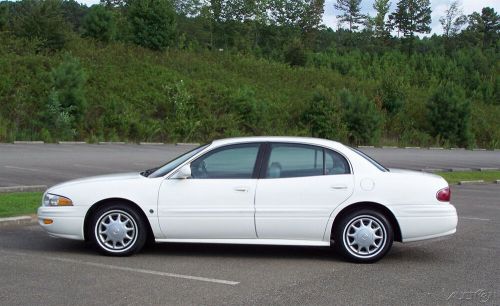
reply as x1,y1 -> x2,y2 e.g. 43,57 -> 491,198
266,144 -> 323,178
325,149 -> 351,175
191,144 -> 260,179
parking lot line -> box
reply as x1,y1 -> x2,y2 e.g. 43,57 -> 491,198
4,165 -> 45,172
459,216 -> 491,221
0,250 -> 239,286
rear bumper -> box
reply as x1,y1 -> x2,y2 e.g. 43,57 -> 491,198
37,206 -> 88,240
392,203 -> 458,242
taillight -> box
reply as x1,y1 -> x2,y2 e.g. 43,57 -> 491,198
436,187 -> 451,202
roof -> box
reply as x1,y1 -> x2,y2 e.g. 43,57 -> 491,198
211,136 -> 344,149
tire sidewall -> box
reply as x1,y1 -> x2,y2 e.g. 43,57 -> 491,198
334,209 -> 394,263
90,203 -> 147,256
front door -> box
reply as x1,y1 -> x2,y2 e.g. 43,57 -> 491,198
157,143 -> 263,239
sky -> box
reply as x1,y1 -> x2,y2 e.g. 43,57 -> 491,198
80,0 -> 500,36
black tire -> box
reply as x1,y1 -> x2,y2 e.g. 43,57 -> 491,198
89,203 -> 147,256
333,209 -> 393,263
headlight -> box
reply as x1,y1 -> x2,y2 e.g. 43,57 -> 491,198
43,193 -> 73,207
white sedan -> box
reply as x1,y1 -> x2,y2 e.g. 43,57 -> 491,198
38,137 -> 457,263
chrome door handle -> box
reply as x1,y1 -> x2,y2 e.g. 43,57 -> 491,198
234,187 -> 249,192
331,185 -> 348,190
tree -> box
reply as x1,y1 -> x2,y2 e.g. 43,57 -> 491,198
439,0 -> 466,38
0,3 -> 8,31
269,0 -> 307,27
391,0 -> 431,55
373,0 -> 391,39
284,38 -> 307,66
46,55 -> 87,139
334,0 -> 365,32
467,7 -> 499,49
61,0 -> 88,31
427,83 -> 472,147
11,0 -> 69,51
339,89 -> 382,145
172,0 -> 203,17
100,0 -> 126,8
82,5 -> 116,42
127,0 -> 177,50
302,86 -> 348,141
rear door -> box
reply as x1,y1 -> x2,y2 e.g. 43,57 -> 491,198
255,143 -> 354,240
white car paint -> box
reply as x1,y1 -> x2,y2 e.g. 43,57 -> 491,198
38,137 -> 457,249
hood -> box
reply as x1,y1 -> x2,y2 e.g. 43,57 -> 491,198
48,172 -> 144,191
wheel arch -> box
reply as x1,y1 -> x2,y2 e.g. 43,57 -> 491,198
330,202 -> 402,243
83,197 -> 154,242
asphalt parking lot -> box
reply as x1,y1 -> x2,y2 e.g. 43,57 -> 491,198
0,143 -> 499,187
0,184 -> 498,305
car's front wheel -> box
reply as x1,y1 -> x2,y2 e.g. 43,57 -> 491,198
333,209 -> 393,263
90,203 -> 147,256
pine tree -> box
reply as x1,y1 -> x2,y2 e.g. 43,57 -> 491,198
467,7 -> 500,49
82,5 -> 116,42
391,0 -> 431,55
334,0 -> 365,32
127,0 -> 177,50
373,0 -> 391,39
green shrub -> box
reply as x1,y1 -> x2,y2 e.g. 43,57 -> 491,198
427,83 -> 473,147
127,0 -> 177,50
302,86 -> 348,142
11,0 -> 69,51
82,5 -> 116,42
46,54 -> 86,139
339,89 -> 382,145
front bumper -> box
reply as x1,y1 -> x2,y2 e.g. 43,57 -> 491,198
37,206 -> 89,240
392,203 -> 458,242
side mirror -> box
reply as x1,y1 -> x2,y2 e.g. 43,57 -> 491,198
174,164 -> 192,179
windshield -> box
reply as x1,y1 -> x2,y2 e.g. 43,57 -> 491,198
348,147 -> 389,172
147,144 -> 209,178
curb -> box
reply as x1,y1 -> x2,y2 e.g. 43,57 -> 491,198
472,148 -> 487,151
176,143 -> 200,146
382,146 -> 398,149
458,180 -> 485,185
0,185 -> 47,193
139,142 -> 164,145
404,146 -> 420,149
496,180 -> 500,184
473,167 -> 499,171
0,215 -> 35,227
58,141 -> 87,145
421,168 -> 445,173
13,141 -> 44,144
98,142 -> 126,145
428,147 -> 444,150
357,145 -> 375,148
448,168 -> 472,172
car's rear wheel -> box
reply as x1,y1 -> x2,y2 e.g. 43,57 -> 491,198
333,209 -> 393,263
90,204 -> 147,256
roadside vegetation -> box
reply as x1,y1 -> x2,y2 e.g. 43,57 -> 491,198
0,192 -> 42,217
436,171 -> 500,184
0,0 -> 498,148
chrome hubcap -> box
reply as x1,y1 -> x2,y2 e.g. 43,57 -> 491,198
96,210 -> 137,252
343,215 -> 386,258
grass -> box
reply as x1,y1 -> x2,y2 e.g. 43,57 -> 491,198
0,192 -> 43,218
436,171 -> 500,184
